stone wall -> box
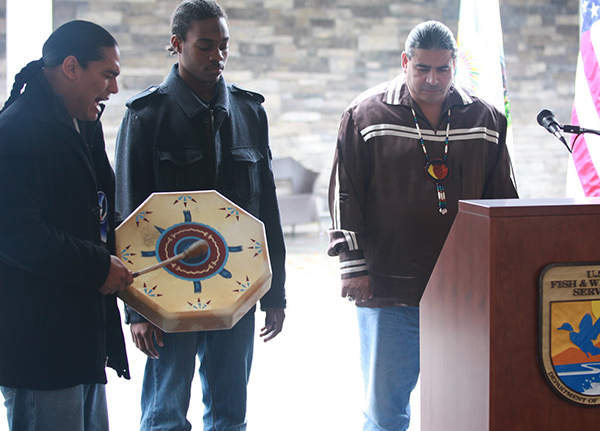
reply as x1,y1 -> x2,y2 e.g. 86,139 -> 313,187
0,0 -> 582,210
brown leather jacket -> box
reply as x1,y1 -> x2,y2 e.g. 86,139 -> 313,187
328,75 -> 518,307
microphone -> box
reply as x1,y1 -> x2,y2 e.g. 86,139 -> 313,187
537,109 -> 568,148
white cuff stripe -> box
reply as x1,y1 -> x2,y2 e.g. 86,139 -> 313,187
342,230 -> 359,251
341,266 -> 368,275
341,259 -> 366,268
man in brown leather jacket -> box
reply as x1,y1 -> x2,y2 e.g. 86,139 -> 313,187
328,20 -> 518,431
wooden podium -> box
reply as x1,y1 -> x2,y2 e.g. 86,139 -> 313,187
421,198 -> 600,431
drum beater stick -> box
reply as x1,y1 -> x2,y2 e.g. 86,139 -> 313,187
132,239 -> 209,278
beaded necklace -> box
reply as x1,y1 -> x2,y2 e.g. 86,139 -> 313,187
411,108 -> 451,215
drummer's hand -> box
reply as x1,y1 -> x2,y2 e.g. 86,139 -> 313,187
260,307 -> 285,342
131,322 -> 163,359
99,256 -> 133,295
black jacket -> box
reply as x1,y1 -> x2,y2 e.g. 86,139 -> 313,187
115,64 -> 286,324
0,72 -> 129,389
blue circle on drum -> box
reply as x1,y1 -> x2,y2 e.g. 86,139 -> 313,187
175,236 -> 210,266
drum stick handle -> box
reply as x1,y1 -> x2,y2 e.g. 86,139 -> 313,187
132,239 -> 209,278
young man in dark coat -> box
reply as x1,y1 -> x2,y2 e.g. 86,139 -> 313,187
0,20 -> 133,431
115,1 -> 286,430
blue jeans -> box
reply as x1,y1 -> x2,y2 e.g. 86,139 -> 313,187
140,310 -> 255,431
1,384 -> 108,431
357,306 -> 420,431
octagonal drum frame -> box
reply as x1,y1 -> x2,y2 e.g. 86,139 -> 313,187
116,190 -> 272,332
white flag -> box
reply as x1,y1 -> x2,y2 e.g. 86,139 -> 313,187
455,0 -> 514,158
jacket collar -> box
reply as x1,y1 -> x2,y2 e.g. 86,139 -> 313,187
22,71 -> 100,179
383,73 -> 475,113
24,71 -> 105,131
25,72 -> 77,129
161,64 -> 230,118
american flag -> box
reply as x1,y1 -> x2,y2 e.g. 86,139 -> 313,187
570,0 -> 600,196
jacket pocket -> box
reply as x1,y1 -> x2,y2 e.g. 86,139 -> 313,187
230,147 -> 263,202
157,147 -> 204,190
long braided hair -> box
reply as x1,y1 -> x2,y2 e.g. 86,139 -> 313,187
0,20 -> 117,114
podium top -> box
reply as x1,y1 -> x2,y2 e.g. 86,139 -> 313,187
459,197 -> 600,218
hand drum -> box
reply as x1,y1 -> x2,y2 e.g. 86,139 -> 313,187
116,190 -> 272,332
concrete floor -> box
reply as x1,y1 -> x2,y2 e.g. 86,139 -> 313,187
0,228 -> 421,430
